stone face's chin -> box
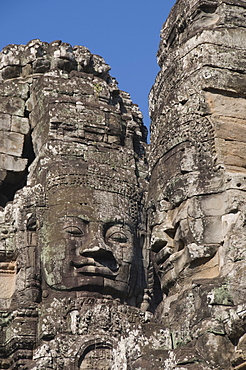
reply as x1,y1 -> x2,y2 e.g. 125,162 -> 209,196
54,273 -> 129,300
157,249 -> 187,292
58,275 -> 105,291
45,264 -> 120,291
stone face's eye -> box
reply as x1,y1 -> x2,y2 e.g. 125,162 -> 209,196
104,223 -> 132,245
107,232 -> 128,243
64,226 -> 83,236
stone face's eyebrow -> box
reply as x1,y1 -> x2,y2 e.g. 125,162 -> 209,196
103,220 -> 133,228
64,216 -> 89,223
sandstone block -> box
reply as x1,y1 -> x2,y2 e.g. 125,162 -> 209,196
1,65 -> 21,80
0,80 -> 29,99
215,138 -> 246,169
0,96 -> 25,116
0,131 -> 25,157
0,153 -> 28,172
0,113 -> 11,131
32,58 -> 50,73
11,116 -> 30,135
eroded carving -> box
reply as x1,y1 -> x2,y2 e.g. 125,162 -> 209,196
0,39 -> 149,368
148,0 -> 246,368
1,0 -> 246,367
40,182 -> 143,303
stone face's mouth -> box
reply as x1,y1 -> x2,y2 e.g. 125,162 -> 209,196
72,253 -> 119,278
154,245 -> 173,266
74,264 -> 117,278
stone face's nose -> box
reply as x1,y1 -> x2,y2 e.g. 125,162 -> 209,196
79,233 -> 111,255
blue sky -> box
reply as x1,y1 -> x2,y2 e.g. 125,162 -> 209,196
0,0 -> 176,134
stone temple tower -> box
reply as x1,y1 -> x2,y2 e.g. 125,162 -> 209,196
148,0 -> 246,368
0,39 -> 151,369
1,0 -> 246,369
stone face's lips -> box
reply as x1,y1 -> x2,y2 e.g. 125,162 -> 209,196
155,246 -> 173,266
75,265 -> 116,278
72,257 -> 119,278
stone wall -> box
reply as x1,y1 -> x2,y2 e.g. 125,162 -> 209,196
0,0 -> 246,368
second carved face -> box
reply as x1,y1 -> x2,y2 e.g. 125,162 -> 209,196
149,193 -> 238,294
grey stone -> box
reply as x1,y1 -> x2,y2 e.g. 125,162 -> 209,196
148,0 -> 246,368
0,131 -> 25,157
11,116 -> 30,135
0,113 -> 11,131
0,1 -> 246,367
0,153 -> 28,172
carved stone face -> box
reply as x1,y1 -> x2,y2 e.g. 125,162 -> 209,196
150,191 -> 242,293
41,186 -> 140,301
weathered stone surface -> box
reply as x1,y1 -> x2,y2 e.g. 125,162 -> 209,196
0,154 -> 28,172
148,0 -> 246,369
0,96 -> 25,116
0,131 -> 25,157
0,113 -> 11,131
0,1 -> 246,368
0,40 -> 150,369
11,116 -> 29,135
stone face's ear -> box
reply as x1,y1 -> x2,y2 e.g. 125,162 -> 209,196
0,260 -> 16,303
0,203 -> 17,309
